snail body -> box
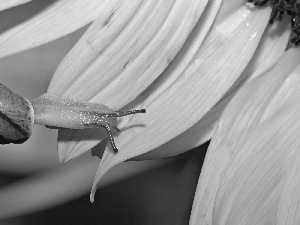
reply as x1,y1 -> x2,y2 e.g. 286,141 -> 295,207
32,94 -> 145,152
0,84 -> 146,153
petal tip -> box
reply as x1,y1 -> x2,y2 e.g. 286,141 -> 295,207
90,188 -> 95,203
58,149 -> 68,163
58,147 -> 82,163
58,156 -> 67,163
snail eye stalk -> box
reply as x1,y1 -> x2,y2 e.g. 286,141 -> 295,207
246,0 -> 300,45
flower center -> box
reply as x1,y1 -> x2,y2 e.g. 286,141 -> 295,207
246,0 -> 300,45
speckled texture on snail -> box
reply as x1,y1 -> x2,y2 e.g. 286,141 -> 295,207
0,83 -> 146,153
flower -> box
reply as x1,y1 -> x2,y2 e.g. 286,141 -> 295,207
0,0 -> 298,224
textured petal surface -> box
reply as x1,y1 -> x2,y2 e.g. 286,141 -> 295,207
90,0 -> 272,201
0,0 -> 117,58
190,48 -> 300,225
277,128 -> 300,225
51,0 -> 209,162
213,102 -> 300,225
135,12 -> 290,160
48,0 -> 207,102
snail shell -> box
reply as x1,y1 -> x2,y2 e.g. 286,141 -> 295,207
0,83 -> 34,144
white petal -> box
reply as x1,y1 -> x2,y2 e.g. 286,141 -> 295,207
277,131 -> 300,225
53,0 -> 209,162
136,11 -> 291,160
134,96 -> 231,160
90,1 -> 271,201
213,103 -> 300,225
48,0 -> 208,104
189,48 -> 300,225
0,0 -> 117,58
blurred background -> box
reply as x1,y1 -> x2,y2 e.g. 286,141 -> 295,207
0,21 -> 207,224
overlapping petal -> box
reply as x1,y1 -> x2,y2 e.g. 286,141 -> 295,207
1,0 -> 299,222
0,0 -> 117,58
190,48 -> 300,225
136,12 -> 291,160
50,0 -> 210,162
213,101 -> 300,225
90,0 -> 272,201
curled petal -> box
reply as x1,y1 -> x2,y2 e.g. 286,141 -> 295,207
136,9 -> 291,160
53,0 -> 210,162
90,0 -> 271,201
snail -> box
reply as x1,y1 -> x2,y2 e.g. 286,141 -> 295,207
0,83 -> 146,153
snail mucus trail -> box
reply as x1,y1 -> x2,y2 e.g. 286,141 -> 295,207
247,0 -> 300,45
0,83 -> 146,153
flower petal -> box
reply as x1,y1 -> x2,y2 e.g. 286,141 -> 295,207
53,0 -> 210,162
213,101 -> 300,225
277,131 -> 300,225
135,11 -> 291,160
0,0 -> 116,58
90,1 -> 272,201
189,48 -> 300,225
48,0 -> 208,103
